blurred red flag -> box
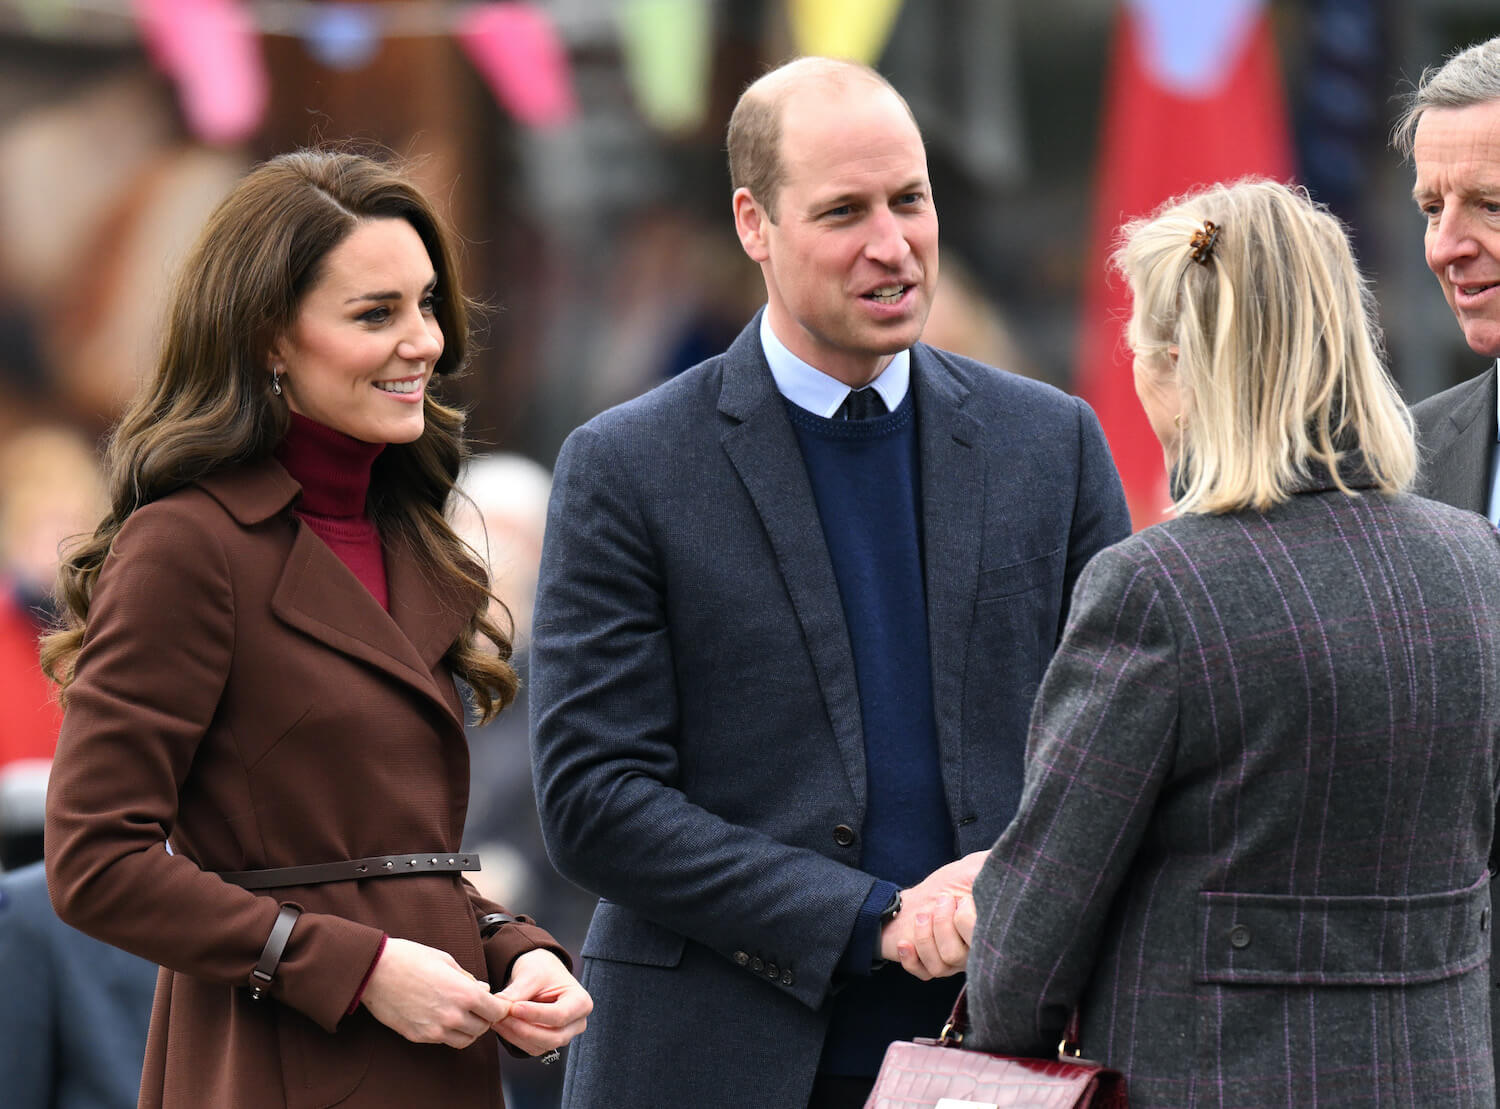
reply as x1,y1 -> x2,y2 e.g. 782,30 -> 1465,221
1076,0 -> 1293,527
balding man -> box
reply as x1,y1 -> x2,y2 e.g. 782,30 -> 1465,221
530,57 -> 1129,1108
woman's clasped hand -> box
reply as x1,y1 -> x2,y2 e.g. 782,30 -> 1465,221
362,940 -> 590,1054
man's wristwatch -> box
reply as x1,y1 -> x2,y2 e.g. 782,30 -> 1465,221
878,889 -> 903,929
872,889 -> 903,969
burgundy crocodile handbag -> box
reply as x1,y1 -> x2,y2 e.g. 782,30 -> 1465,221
864,990 -> 1128,1109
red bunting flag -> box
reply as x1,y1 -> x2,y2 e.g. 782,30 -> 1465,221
1075,0 -> 1293,527
457,2 -> 577,129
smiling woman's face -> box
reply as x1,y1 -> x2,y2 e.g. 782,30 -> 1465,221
274,217 -> 444,444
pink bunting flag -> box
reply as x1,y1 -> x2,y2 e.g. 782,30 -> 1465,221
133,0 -> 267,145
458,2 -> 577,129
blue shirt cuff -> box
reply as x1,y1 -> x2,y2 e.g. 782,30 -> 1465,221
839,879 -> 901,975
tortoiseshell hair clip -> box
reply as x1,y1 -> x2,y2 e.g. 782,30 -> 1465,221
1188,220 -> 1220,265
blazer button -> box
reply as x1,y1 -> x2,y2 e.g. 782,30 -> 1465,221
734,951 -> 749,967
1229,925 -> 1251,949
833,824 -> 857,847
750,957 -> 764,973
765,963 -> 779,979
781,969 -> 795,986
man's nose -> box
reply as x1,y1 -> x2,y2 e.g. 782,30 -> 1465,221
1428,206 -> 1480,272
864,209 -> 911,268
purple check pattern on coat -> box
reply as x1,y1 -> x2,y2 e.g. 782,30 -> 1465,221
967,480 -> 1500,1108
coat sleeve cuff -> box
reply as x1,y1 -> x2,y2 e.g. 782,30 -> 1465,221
272,909 -> 387,1032
482,919 -> 571,987
344,933 -> 388,1016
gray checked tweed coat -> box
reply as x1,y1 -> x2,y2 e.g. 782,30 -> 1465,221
967,473 -> 1500,1107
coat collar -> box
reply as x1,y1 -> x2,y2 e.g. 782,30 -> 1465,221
195,459 -> 301,525
197,457 -> 473,729
1288,452 -> 1382,496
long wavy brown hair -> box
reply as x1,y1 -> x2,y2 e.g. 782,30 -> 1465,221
42,148 -> 517,722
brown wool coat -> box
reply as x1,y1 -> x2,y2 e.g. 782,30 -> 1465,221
45,458 -> 563,1109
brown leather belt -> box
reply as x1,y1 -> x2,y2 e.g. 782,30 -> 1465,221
218,852 -> 482,890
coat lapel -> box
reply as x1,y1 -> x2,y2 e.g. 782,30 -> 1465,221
912,348 -> 985,783
271,522 -> 466,729
716,322 -> 865,803
199,458 -> 471,730
1421,367 -> 1495,514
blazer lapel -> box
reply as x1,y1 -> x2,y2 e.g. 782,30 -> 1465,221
717,322 -> 866,803
913,348 -> 985,786
1422,366 -> 1495,514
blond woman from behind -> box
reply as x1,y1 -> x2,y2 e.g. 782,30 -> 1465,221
961,179 -> 1500,1107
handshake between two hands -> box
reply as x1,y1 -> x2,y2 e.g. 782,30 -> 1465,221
878,849 -> 987,981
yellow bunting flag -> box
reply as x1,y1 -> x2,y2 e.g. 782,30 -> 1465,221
786,0 -> 904,65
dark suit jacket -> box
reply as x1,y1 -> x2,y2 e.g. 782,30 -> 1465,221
1411,364 -> 1500,1090
1412,364 -> 1496,513
45,458 -> 563,1109
530,316 -> 1130,1107
0,862 -> 156,1108
967,477 -> 1500,1107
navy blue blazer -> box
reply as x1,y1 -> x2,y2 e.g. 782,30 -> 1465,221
0,862 -> 156,1108
1411,364 -> 1500,1091
530,316 -> 1130,1107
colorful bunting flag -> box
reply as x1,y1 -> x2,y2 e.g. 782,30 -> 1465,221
457,2 -> 578,129
787,0 -> 904,66
302,3 -> 383,72
617,0 -> 713,133
133,0 -> 268,145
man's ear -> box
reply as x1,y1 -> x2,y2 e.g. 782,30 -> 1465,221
733,187 -> 771,263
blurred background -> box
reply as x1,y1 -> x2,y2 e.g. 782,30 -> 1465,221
0,0 -> 1497,522
4,2 -> 1499,1104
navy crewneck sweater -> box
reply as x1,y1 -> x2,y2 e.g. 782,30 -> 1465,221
785,389 -> 960,1077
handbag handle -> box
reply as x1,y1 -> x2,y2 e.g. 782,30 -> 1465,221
939,986 -> 1082,1058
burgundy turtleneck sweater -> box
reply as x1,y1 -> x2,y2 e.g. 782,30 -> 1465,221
275,412 -> 389,610
274,412 -> 390,1008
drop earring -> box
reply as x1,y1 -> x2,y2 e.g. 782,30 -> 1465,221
271,367 -> 283,396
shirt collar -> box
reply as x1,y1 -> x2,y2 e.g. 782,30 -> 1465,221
759,309 -> 910,418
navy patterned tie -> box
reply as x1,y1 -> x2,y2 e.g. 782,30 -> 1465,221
839,387 -> 887,420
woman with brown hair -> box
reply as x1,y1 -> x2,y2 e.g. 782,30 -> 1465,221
42,149 -> 590,1108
